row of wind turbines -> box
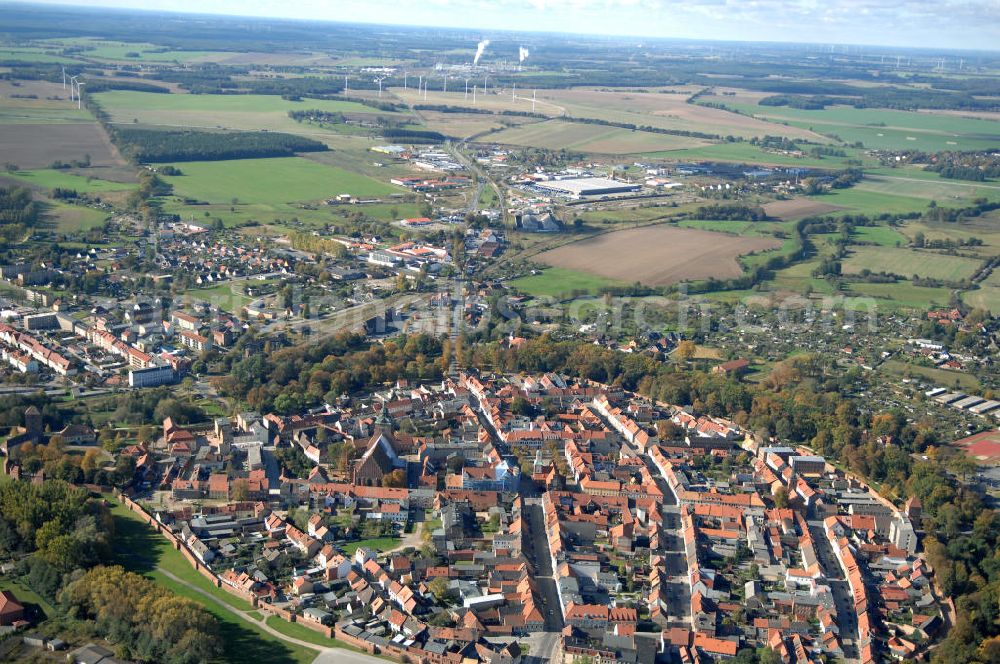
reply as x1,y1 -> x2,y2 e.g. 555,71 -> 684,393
349,71 -> 539,113
61,66 -> 84,109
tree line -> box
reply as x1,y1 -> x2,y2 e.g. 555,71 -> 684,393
0,185 -> 42,245
110,127 -> 328,163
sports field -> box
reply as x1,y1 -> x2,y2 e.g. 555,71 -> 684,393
842,246 -> 981,281
536,226 -> 781,286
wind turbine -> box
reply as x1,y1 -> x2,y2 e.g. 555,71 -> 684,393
532,89 -> 536,113
62,66 -> 66,90
464,78 -> 470,100
472,85 -> 477,105
418,75 -> 423,95
374,76 -> 387,98
483,74 -> 489,93
512,81 -> 516,101
76,82 -> 84,109
344,74 -> 349,92
403,71 -> 407,89
423,80 -> 428,101
69,76 -> 78,102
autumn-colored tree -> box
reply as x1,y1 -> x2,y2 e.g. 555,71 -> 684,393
382,469 -> 407,488
675,340 -> 697,363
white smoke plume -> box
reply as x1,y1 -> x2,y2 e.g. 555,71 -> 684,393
474,39 -> 490,66
519,46 -> 529,63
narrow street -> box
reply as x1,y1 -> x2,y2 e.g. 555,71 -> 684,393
808,521 -> 861,663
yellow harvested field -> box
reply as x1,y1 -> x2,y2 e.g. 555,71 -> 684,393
538,88 -> 829,141
537,225 -> 781,286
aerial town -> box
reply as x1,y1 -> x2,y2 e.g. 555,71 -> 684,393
1,3 -> 1000,664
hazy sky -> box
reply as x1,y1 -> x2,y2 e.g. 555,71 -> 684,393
23,0 -> 1000,50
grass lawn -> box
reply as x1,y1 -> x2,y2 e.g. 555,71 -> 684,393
161,157 -> 401,205
6,169 -> 134,193
108,499 -> 318,664
882,358 -> 981,392
0,577 -> 56,620
843,246 -> 981,281
509,266 -> 622,298
341,537 -> 401,556
851,225 -> 908,247
181,281 -> 253,313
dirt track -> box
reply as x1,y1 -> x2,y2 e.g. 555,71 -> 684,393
537,225 -> 781,286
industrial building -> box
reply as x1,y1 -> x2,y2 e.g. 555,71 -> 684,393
535,177 -> 642,199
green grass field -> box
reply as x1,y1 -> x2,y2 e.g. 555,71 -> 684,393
769,259 -> 838,295
509,266 -> 623,298
647,142 -> 868,168
341,537 -> 401,556
843,246 -> 981,281
962,285 -> 1000,315
718,101 -> 1000,151
485,119 -> 706,154
855,174 -> 1000,205
961,271 -> 1000,314
882,358 -> 981,392
180,281 -> 254,313
7,168 -> 134,193
0,106 -> 94,124
161,157 -> 401,205
808,188 -> 931,216
48,202 -> 109,233
845,281 -> 954,310
0,47 -> 80,64
851,225 -> 908,247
